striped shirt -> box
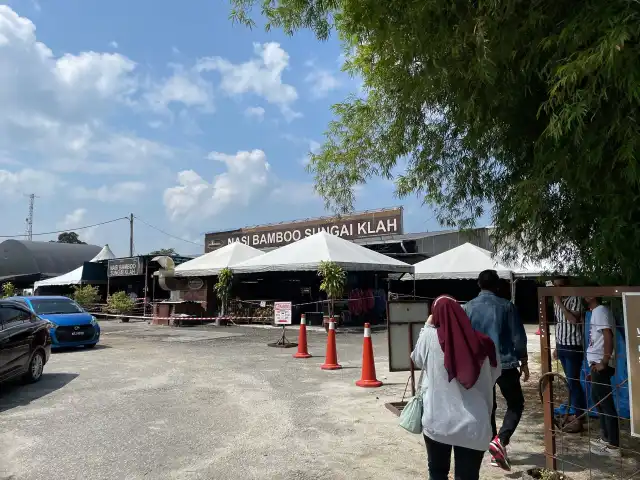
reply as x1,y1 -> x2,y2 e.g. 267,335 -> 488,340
554,296 -> 583,346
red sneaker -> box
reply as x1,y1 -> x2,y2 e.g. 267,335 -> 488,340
489,436 -> 511,471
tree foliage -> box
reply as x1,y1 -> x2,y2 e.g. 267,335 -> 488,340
230,0 -> 640,284
73,284 -> 100,309
214,267 -> 234,314
149,248 -> 177,256
56,232 -> 86,244
1,282 -> 16,298
107,291 -> 135,315
317,260 -> 346,318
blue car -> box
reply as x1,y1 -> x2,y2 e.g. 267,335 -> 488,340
13,296 -> 100,349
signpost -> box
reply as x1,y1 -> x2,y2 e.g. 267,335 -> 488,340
385,300 -> 430,416
622,293 -> 640,438
108,258 -> 144,277
269,301 -> 296,348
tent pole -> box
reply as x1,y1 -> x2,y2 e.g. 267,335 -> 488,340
510,272 -> 516,303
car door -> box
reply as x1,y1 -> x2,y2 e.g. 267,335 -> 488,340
0,306 -> 32,375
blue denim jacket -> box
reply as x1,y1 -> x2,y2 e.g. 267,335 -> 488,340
463,290 -> 528,370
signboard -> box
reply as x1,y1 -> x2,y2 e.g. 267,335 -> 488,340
107,258 -> 143,277
204,207 -> 403,252
274,301 -> 292,325
187,278 -> 204,290
622,293 -> 640,437
387,301 -> 430,372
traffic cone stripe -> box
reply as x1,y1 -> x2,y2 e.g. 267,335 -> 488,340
364,326 -> 371,338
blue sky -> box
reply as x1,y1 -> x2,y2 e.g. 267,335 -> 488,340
0,0 -> 461,257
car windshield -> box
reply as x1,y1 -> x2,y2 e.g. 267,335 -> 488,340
30,299 -> 83,315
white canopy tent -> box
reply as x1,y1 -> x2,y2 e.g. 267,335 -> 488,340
232,231 -> 413,274
33,244 -> 116,289
405,242 -> 513,280
174,242 -> 264,277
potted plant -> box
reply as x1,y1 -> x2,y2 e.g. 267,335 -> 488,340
317,261 -> 346,332
214,267 -> 233,326
107,291 -> 135,322
73,284 -> 100,311
1,281 -> 16,298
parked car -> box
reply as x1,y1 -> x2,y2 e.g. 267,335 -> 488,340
11,296 -> 100,349
0,299 -> 52,384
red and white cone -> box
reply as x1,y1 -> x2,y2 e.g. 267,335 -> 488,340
320,319 -> 341,370
356,323 -> 382,388
293,314 -> 312,359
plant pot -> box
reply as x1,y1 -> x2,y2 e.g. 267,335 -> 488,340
120,316 -> 130,323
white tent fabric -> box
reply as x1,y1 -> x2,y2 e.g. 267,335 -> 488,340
406,242 -> 513,280
174,242 -> 264,277
232,231 -> 413,273
33,244 -> 116,289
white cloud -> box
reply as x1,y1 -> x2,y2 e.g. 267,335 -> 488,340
146,66 -> 214,113
197,43 -> 301,121
72,181 -> 146,203
58,208 -> 87,229
109,40 -> 118,49
0,6 -> 176,176
164,149 -> 271,221
300,139 -> 321,166
0,168 -> 60,198
305,61 -> 341,98
171,46 -> 180,55
270,181 -> 319,204
244,106 -> 265,121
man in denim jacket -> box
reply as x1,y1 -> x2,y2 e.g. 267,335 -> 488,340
463,269 -> 529,471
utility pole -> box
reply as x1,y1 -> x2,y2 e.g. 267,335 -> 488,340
129,213 -> 134,257
25,194 -> 37,241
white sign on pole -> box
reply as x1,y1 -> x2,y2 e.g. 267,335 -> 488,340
274,301 -> 292,325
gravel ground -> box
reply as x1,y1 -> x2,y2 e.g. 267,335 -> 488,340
0,322 -> 636,479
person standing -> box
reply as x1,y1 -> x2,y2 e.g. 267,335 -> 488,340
411,296 -> 501,480
551,276 -> 586,433
463,270 -> 529,471
584,296 -> 620,457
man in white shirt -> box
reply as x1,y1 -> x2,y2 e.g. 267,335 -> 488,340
584,296 -> 620,457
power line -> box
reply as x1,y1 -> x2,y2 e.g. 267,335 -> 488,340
133,215 -> 204,246
0,217 -> 129,239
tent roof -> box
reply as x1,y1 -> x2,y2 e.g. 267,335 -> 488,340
232,231 -> 413,274
407,242 -> 513,280
174,242 -> 264,276
33,245 -> 116,289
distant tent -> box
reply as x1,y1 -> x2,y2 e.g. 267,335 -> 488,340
232,231 -> 413,273
33,245 -> 116,290
406,242 -> 513,280
174,242 -> 264,276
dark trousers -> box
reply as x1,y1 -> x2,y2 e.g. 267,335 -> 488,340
591,367 -> 619,447
424,435 -> 485,480
557,344 -> 587,414
492,367 -> 525,446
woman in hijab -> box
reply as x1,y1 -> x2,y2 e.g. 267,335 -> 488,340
411,295 -> 501,480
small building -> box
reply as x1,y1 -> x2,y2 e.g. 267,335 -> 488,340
0,239 -> 102,288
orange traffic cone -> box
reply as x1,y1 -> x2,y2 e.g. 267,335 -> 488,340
320,319 -> 341,370
293,314 -> 312,359
356,323 -> 383,388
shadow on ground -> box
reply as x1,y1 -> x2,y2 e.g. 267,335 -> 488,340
0,372 -> 78,413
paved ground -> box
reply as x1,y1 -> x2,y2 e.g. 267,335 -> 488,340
0,322 -> 637,479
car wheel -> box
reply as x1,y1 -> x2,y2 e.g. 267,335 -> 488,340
85,343 -> 97,349
24,351 -> 45,383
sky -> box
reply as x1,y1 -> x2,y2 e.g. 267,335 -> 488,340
0,0 -> 466,257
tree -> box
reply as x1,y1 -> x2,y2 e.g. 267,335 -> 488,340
317,261 -> 346,321
56,232 -> 86,244
73,285 -> 100,309
1,282 -> 16,298
214,267 -> 233,326
229,1 -> 640,284
149,248 -> 177,256
107,291 -> 135,321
